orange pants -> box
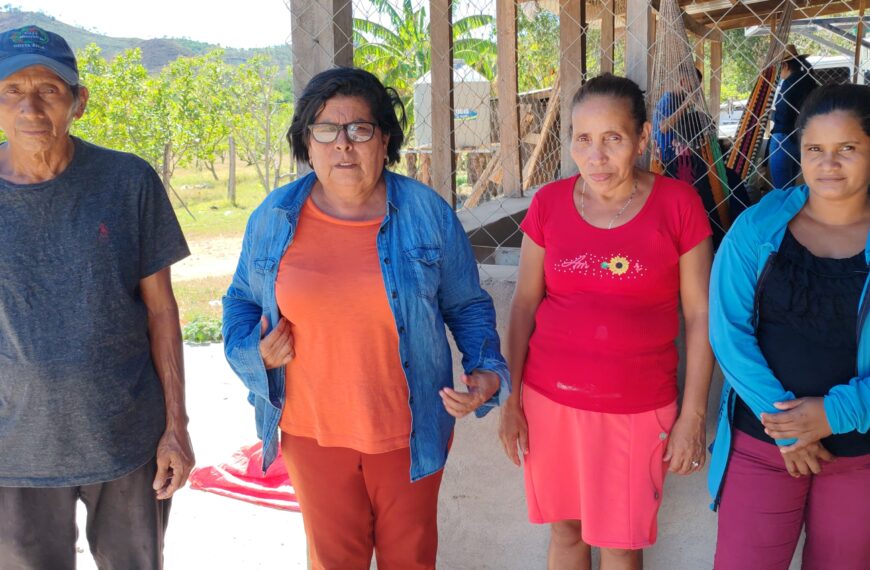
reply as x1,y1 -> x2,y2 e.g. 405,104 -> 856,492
281,433 -> 444,570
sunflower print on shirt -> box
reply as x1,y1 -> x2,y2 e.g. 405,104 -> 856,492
554,252 -> 646,280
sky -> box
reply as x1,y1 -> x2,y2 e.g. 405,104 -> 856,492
8,0 -> 294,48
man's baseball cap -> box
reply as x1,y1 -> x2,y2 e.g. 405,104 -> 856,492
0,25 -> 78,85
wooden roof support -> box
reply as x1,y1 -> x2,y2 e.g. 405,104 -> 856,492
497,0 -> 523,197
289,0 -> 353,173
650,0 -> 721,42
709,39 -> 722,123
701,0 -> 861,31
600,0 -> 615,74
855,0 -> 866,84
626,0 -> 653,91
561,0 -> 585,177
429,0 -> 455,206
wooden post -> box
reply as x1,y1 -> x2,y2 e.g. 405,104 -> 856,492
710,40 -> 722,124
429,0 -> 455,205
694,35 -> 705,72
497,0 -> 522,198
855,0 -> 866,84
560,0 -> 585,177
600,0 -> 615,74
405,152 -> 418,181
625,0 -> 652,92
228,135 -> 237,206
289,0 -> 353,174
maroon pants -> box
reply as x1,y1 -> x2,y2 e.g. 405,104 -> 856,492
281,433 -> 445,570
715,430 -> 870,570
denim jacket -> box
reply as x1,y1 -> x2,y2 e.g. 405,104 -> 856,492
708,185 -> 870,510
222,170 -> 510,481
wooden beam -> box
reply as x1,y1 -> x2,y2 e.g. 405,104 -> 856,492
626,0 -> 652,91
693,35 -> 705,70
649,0 -> 718,41
855,0 -> 866,83
600,0 -> 615,74
497,0 -> 522,197
289,0 -> 353,173
561,0 -> 584,177
289,0 -> 353,98
429,0 -> 455,205
702,0 -> 860,31
710,39 -> 722,124
525,74 -> 561,187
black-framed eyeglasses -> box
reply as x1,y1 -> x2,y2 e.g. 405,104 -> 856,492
308,121 -> 378,143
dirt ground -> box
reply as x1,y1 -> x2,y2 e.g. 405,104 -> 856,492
173,236 -> 244,282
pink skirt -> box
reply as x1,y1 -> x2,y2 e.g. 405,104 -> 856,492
522,385 -> 678,549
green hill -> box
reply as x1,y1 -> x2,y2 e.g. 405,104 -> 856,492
0,8 -> 292,72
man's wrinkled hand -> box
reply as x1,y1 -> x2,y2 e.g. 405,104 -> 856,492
152,425 -> 195,500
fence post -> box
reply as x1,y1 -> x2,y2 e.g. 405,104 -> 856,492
560,0 -> 585,178
497,0 -> 522,198
289,0 -> 353,174
430,0 -> 456,206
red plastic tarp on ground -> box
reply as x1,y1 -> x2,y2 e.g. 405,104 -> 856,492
189,442 -> 299,512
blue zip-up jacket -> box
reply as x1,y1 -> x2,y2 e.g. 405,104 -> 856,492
222,170 -> 510,481
708,185 -> 870,510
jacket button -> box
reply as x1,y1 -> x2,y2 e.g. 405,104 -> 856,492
399,326 -> 405,334
384,258 -> 391,264
392,291 -> 398,299
409,396 -> 414,404
403,361 -> 409,368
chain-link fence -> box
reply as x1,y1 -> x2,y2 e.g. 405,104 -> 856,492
286,0 -> 869,274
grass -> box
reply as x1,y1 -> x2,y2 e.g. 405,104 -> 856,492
169,161 -> 294,240
173,274 -> 233,326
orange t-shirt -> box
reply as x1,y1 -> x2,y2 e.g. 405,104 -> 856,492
276,197 -> 411,453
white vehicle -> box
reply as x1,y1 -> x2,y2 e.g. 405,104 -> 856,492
806,54 -> 869,86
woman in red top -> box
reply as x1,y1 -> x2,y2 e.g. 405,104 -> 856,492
499,74 -> 714,569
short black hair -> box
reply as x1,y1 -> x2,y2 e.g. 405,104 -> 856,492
287,67 -> 406,165
571,73 -> 647,133
797,83 -> 870,140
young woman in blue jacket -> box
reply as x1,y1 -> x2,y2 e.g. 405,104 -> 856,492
709,83 -> 870,569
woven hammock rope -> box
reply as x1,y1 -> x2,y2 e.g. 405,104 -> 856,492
649,0 -> 733,229
724,2 -> 796,180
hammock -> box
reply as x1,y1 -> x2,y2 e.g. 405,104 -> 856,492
724,3 -> 795,192
649,0 -> 735,243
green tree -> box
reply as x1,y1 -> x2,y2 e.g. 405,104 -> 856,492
229,55 -> 293,193
75,45 -> 166,173
353,0 -> 497,129
517,8 -> 560,92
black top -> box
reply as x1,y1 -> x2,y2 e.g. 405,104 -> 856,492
734,230 -> 870,457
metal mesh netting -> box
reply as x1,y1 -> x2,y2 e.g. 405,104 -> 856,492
287,0 -> 870,272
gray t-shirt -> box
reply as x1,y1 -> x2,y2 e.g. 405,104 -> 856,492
0,138 -> 190,487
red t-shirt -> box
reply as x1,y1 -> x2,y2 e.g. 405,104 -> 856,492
520,174 -> 712,413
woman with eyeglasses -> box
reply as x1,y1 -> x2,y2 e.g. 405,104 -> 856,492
222,67 -> 508,569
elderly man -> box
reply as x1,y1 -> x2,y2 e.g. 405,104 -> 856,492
0,25 -> 193,569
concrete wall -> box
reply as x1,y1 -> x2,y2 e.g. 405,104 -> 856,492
436,272 -> 803,569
